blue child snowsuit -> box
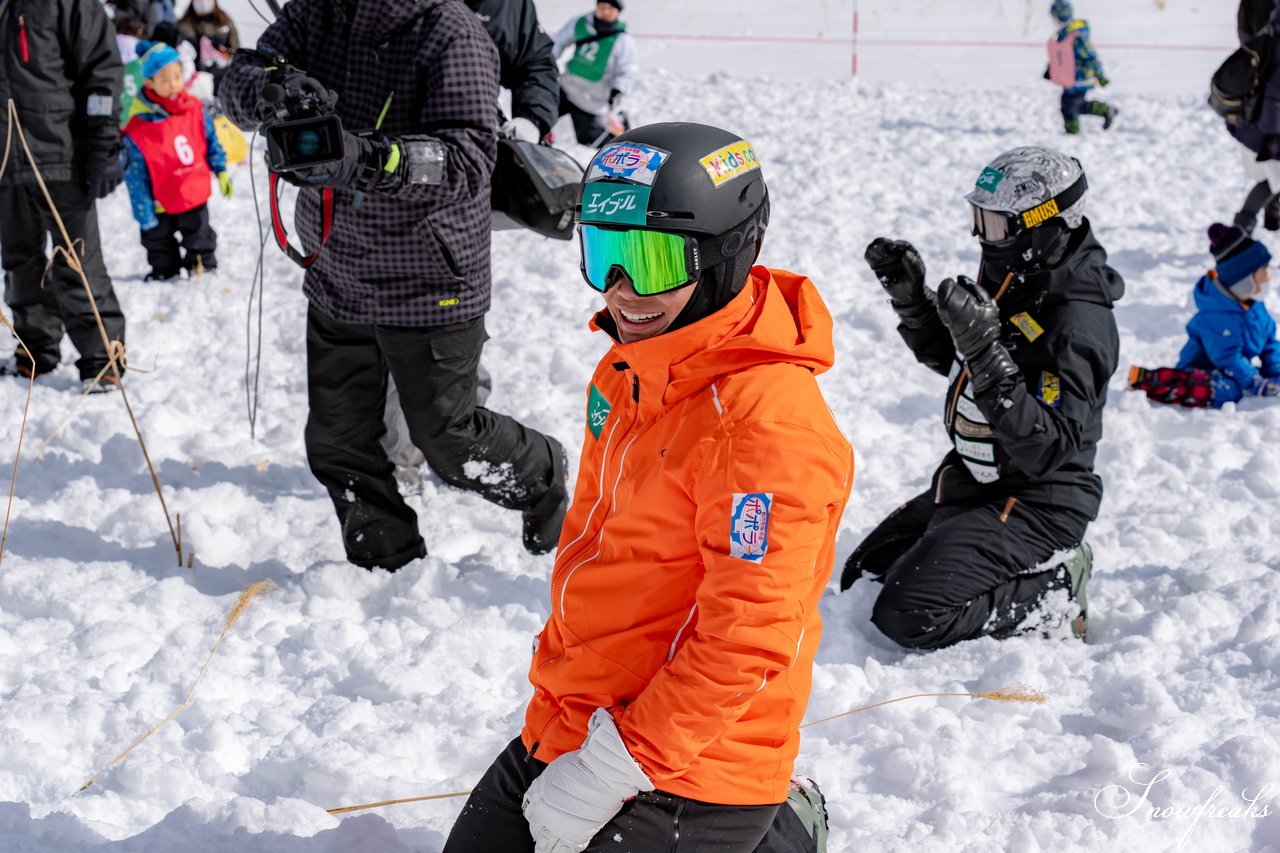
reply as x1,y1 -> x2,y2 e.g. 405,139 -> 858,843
1177,274 -> 1280,406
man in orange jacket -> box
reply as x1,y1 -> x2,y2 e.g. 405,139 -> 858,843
443,123 -> 853,853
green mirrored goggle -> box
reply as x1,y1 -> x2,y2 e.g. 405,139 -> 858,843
578,224 -> 701,296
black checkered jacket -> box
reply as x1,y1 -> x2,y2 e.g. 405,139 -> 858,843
221,0 -> 500,326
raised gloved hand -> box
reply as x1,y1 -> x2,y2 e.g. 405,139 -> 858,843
936,276 -> 1020,394
217,171 -> 234,198
865,237 -> 937,328
522,708 -> 654,853
277,131 -> 394,190
85,143 -> 123,199
501,116 -> 542,144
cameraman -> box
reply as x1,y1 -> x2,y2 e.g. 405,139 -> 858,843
220,0 -> 569,570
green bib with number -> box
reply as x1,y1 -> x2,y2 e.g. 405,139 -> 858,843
119,58 -> 145,127
567,16 -> 625,82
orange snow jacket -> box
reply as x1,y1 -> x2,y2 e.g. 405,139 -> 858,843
521,267 -> 854,806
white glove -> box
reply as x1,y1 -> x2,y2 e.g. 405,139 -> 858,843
502,116 -> 542,144
522,708 -> 654,853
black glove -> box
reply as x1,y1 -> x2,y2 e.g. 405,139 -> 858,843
84,141 -> 123,199
865,237 -> 937,327
935,276 -> 1020,394
608,88 -> 622,107
278,131 -> 393,191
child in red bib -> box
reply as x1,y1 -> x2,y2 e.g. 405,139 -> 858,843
122,41 -> 232,280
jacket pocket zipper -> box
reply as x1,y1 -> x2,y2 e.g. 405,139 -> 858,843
18,16 -> 29,63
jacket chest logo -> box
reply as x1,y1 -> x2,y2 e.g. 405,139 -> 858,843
587,384 -> 612,439
1010,311 -> 1044,342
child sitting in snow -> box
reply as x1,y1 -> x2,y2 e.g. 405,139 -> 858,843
1130,223 -> 1280,408
1046,0 -> 1117,133
122,41 -> 232,281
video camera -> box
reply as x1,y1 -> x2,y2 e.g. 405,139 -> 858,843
259,69 -> 345,173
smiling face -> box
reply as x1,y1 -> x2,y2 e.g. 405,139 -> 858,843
145,61 -> 184,100
603,271 -> 696,343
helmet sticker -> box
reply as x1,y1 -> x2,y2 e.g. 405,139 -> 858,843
586,143 -> 669,186
699,141 -> 759,187
975,167 -> 1005,193
581,185 -> 650,225
729,492 -> 772,562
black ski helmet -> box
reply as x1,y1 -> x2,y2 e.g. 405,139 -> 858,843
578,122 -> 770,330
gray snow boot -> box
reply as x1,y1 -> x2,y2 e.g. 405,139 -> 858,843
785,776 -> 829,852
1045,542 -> 1092,640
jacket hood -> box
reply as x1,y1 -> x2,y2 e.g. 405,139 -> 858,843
993,219 -> 1124,316
1192,272 -> 1252,315
340,0 -> 449,43
590,267 -> 836,409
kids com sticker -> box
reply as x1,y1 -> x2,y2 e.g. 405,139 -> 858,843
587,143 -> 668,186
730,492 -> 773,562
700,141 -> 760,187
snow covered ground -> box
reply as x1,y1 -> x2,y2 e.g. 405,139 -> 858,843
1,2 -> 1278,852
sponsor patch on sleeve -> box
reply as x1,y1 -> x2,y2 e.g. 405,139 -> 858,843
86,94 -> 114,117
587,384 -> 612,439
699,141 -> 760,187
730,492 -> 772,562
1010,311 -> 1044,342
586,142 -> 668,186
1038,371 -> 1061,407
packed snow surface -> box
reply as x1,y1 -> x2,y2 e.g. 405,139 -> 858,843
0,1 -> 1277,851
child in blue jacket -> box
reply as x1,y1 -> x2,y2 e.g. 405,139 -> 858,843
1131,224 -> 1280,408
1046,1 -> 1117,133
122,41 -> 232,280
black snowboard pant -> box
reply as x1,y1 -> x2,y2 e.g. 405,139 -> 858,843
558,89 -> 629,147
141,204 -> 217,274
305,307 -> 556,569
841,490 -> 1089,650
0,181 -> 125,380
443,737 -> 816,853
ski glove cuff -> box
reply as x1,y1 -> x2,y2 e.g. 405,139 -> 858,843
936,275 -> 1019,394
522,708 -> 654,853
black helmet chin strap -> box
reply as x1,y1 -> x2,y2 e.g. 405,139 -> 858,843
666,196 -> 770,333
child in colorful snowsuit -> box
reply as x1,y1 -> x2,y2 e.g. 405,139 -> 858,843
550,1 -> 638,145
1046,0 -> 1116,134
122,41 -> 231,280
1131,224 -> 1280,408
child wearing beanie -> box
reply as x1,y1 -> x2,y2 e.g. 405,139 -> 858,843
1130,223 -> 1280,408
121,41 -> 232,281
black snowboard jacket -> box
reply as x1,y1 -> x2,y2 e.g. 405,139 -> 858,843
897,221 -> 1124,519
464,0 -> 559,136
0,0 -> 121,187
220,0 -> 500,327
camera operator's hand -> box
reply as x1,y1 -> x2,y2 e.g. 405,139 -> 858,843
936,276 -> 1019,394
84,141 -> 123,200
279,131 -> 393,191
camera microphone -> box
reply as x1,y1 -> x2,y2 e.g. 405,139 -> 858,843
261,83 -> 286,104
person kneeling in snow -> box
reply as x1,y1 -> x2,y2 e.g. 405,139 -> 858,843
122,41 -> 231,280
1130,224 -> 1280,408
842,146 -> 1124,648
443,123 -> 852,853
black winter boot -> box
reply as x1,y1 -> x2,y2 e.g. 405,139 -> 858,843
522,436 -> 569,555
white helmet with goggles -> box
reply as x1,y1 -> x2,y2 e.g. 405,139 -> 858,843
965,146 -> 1087,274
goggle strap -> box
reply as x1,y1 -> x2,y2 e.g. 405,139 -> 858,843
1017,173 -> 1088,231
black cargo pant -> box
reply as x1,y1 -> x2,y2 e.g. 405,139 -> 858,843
558,90 -> 629,146
305,307 -> 555,569
841,490 -> 1089,650
443,738 -> 816,853
141,203 -> 217,274
0,181 -> 125,379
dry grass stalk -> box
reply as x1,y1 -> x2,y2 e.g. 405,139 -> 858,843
6,100 -> 183,566
326,790 -> 472,816
799,683 -> 1048,729
77,580 -> 278,793
0,312 -> 36,570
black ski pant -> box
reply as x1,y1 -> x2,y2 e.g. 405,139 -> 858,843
141,204 -> 217,274
558,90 -> 628,147
444,737 -> 817,853
305,307 -> 556,569
841,490 -> 1089,650
0,181 -> 125,380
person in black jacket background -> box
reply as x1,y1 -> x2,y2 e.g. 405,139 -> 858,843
464,0 -> 559,142
1233,0 -> 1280,232
842,146 -> 1123,649
0,0 -> 126,390
220,0 -> 568,570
